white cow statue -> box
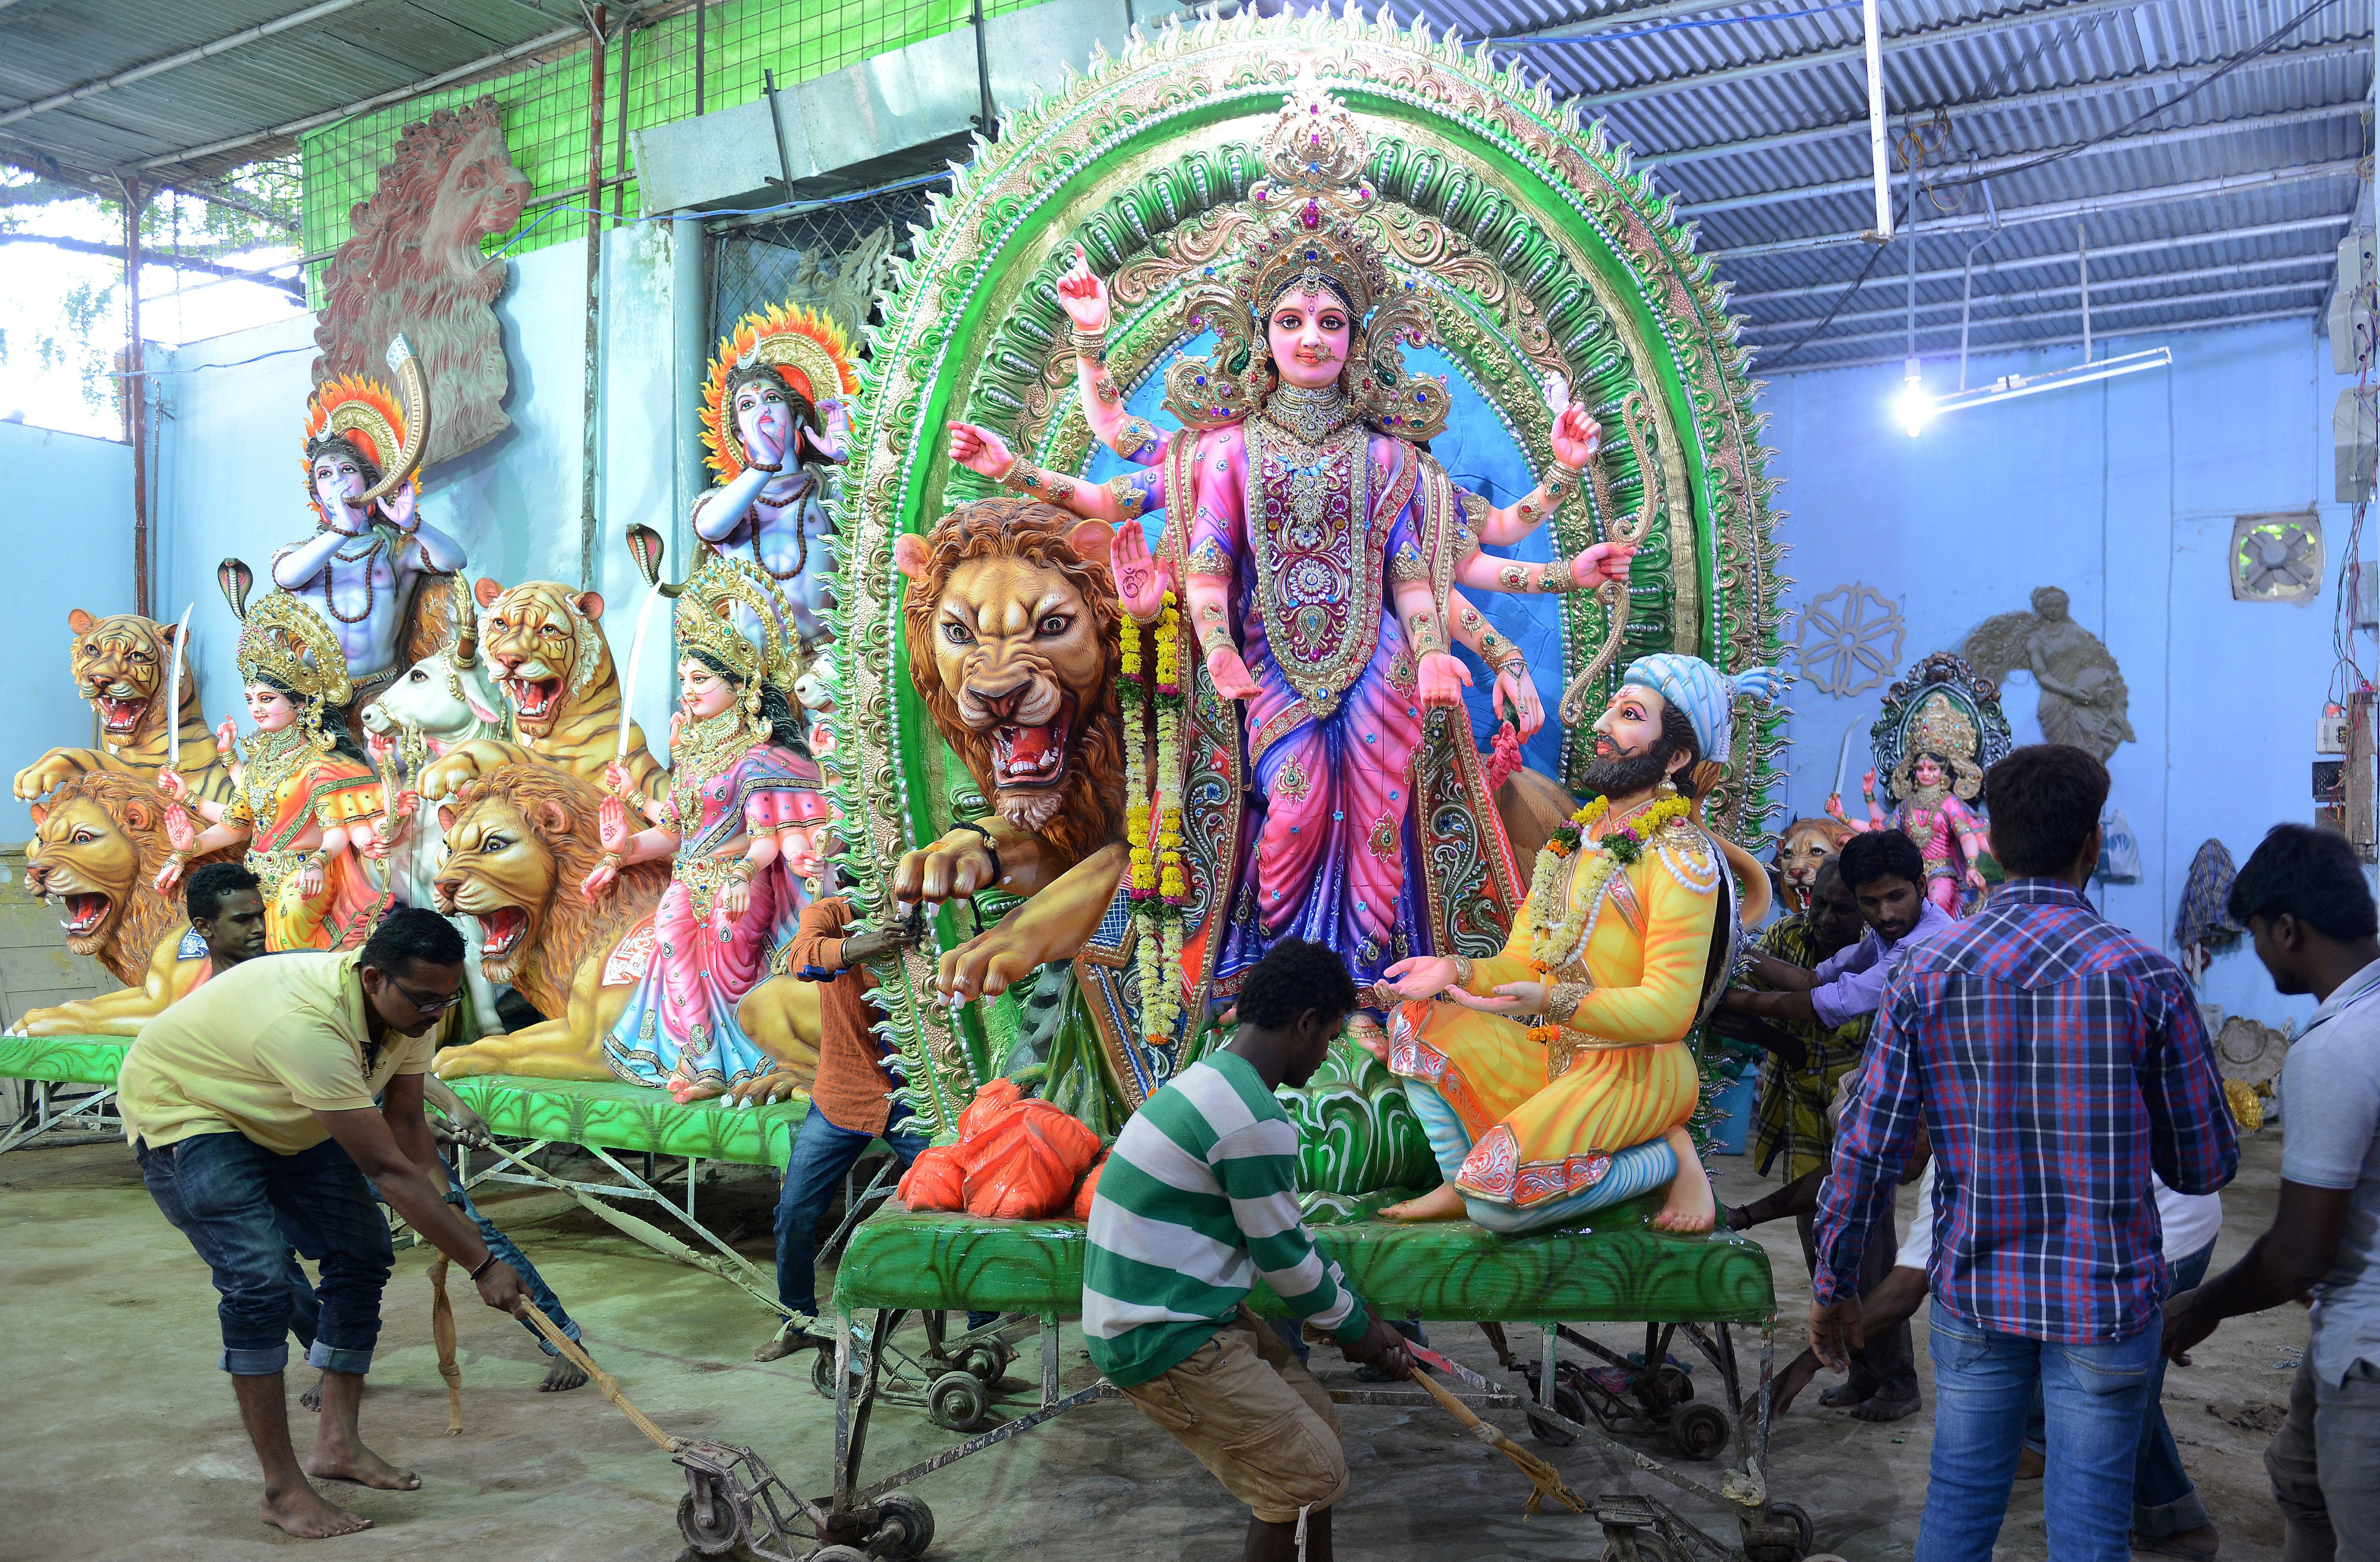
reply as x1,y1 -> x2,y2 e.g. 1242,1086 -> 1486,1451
362,620 -> 512,1034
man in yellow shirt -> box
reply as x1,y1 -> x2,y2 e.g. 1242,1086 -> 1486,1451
121,908 -> 528,1540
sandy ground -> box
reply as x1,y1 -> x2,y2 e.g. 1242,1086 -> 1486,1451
0,1127 -> 2311,1561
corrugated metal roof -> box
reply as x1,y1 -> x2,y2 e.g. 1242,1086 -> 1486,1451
0,0 -> 584,189
1399,0 -> 2373,368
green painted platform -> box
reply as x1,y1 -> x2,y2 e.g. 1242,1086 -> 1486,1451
0,1036 -> 810,1171
834,1200 -> 1776,1324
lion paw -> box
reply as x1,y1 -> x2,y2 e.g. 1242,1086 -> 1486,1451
433,1045 -> 506,1080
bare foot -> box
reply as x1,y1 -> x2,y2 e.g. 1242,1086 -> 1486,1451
1379,1182 -> 1467,1221
538,1353 -> 589,1392
1818,1381 -> 1874,1408
1851,1391 -> 1921,1423
2015,1446 -> 2045,1481
2136,1523 -> 2220,1558
298,1375 -> 324,1414
305,1443 -> 419,1491
258,1484 -> 372,1538
753,1326 -> 827,1362
1649,1129 -> 1715,1232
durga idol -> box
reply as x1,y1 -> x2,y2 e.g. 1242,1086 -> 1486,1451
945,157 -> 1633,1009
585,557 -> 833,1102
156,584 -> 391,952
1378,654 -> 1782,1236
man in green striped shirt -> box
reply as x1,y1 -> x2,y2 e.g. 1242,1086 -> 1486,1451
1085,938 -> 1412,1562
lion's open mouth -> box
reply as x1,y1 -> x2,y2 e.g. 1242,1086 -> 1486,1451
476,906 -> 527,959
58,892 -> 110,939
505,677 -> 564,726
95,694 -> 148,734
991,707 -> 1071,791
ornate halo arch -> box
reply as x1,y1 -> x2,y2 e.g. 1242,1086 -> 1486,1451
701,302 -> 861,484
827,6 -> 1784,1131
1868,652 -> 2014,807
302,374 -> 420,516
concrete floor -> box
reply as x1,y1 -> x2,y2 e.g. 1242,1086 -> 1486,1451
0,1127 -> 2311,1561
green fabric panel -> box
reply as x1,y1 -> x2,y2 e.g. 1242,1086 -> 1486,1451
438,1077 -> 812,1171
0,1035 -> 132,1087
836,1201 -> 1776,1324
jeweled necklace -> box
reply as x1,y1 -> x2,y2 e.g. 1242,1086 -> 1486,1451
1261,382 -> 1359,445
238,723 -> 316,820
668,704 -> 763,832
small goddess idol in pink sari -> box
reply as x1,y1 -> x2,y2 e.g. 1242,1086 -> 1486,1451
587,558 -> 831,1101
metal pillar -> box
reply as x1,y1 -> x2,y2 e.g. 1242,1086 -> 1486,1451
672,211 -> 709,554
580,7 -> 608,592
1860,0 -> 1891,242
121,178 -> 150,619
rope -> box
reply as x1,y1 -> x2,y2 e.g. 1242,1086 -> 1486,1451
519,1306 -> 682,1455
1406,1367 -> 1587,1518
428,1257 -> 463,1436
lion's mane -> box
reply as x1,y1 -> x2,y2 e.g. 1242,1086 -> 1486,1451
32,772 -> 236,986
312,96 -> 527,466
444,764 -> 667,1019
899,497 -> 1126,867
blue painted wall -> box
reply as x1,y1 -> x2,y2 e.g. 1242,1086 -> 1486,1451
1763,316 -> 2370,1030
0,420 -> 135,843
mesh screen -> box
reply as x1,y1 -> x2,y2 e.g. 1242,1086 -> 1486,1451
709,179 -> 943,347
297,0 -> 1042,304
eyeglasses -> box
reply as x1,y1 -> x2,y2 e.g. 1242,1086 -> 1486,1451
384,974 -> 467,1015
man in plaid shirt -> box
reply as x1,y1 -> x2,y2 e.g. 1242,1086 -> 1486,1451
1813,744 -> 2236,1562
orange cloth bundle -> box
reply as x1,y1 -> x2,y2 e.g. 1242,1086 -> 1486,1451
1071,1155 -> 1106,1221
895,1078 -> 1103,1219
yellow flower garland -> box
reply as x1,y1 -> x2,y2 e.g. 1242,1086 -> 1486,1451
1524,794 -> 1690,969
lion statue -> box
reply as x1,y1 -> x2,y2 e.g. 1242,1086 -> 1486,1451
428,763 -> 819,1097
890,498 -> 1133,1003
312,95 -> 528,468
1772,815 -> 1852,913
7,773 -> 240,1035
417,579 -> 667,804
14,609 -> 233,804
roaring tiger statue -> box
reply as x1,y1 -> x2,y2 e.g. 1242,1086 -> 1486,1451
428,763 -> 819,1099
890,497 -> 1132,1003
6,773 -> 240,1035
1771,815 -> 1852,913
13,610 -> 234,804
416,578 -> 666,804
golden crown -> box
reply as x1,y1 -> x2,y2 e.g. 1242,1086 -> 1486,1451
1892,691 -> 1984,800
674,556 -> 797,691
233,590 -> 354,709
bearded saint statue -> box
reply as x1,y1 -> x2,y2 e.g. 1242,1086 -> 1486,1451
942,95 -> 1636,1027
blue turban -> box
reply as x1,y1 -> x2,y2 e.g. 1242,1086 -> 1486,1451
1617,653 -> 1786,767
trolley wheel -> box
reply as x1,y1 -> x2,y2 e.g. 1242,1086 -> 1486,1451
1668,1401 -> 1731,1461
873,1491 -> 936,1560
1656,1364 -> 1695,1405
1524,1382 -> 1589,1447
676,1485 -> 746,1556
961,1340 -> 1014,1384
1740,1500 -> 1815,1562
811,1547 -> 874,1562
812,1345 -> 868,1402
928,1369 -> 992,1433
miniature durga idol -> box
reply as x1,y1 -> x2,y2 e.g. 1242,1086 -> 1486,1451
942,87 -> 1634,1008
691,303 -> 857,648
587,557 -> 833,1102
1378,654 -> 1782,1236
157,577 -> 390,952
1827,691 -> 1991,917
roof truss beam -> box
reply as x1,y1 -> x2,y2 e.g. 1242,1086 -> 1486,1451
1754,306 -> 2319,372
1742,279 -> 2330,353
1741,252 -> 2339,333
0,0 -> 375,131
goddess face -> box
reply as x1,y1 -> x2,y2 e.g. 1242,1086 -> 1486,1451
246,683 -> 298,732
1913,753 -> 1945,791
1266,289 -> 1353,392
311,448 -> 369,514
734,378 -> 796,459
679,656 -> 739,722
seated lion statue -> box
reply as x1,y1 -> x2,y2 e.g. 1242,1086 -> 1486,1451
428,763 -> 820,1098
416,579 -> 666,804
13,609 -> 233,805
8,772 -> 239,1035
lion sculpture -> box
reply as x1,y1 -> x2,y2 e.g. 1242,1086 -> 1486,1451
7,773 -> 239,1035
428,764 -> 820,1099
14,609 -> 233,804
1772,816 -> 1852,913
417,579 -> 667,804
313,96 -> 528,467
891,498 -> 1132,1003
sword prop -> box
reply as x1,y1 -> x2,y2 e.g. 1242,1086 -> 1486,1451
1829,724 -> 1857,811
163,603 -> 194,768
616,525 -> 674,780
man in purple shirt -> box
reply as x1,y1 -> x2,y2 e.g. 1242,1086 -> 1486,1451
1813,745 -> 2236,1562
1725,828 -> 1952,1420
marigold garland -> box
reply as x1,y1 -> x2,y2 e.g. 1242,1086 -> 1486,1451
1524,793 -> 1691,969
1123,590 -> 1186,1048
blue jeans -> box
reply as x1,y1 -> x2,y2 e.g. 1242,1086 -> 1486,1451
444,1160 -> 579,1355
772,1103 -> 996,1333
2022,1241 -> 2216,1538
1918,1300 -> 2161,1562
138,1132 -> 392,1376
